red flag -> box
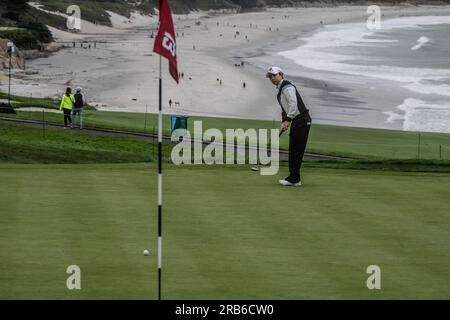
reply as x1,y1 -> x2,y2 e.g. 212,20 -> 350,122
153,0 -> 179,83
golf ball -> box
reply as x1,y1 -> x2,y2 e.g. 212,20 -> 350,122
143,249 -> 149,256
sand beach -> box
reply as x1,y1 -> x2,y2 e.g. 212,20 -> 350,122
2,4 -> 450,130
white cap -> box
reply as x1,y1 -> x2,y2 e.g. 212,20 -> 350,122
266,66 -> 283,77
75,87 -> 82,92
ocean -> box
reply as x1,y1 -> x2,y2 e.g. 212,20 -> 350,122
273,15 -> 450,133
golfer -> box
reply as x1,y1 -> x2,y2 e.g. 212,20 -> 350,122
266,66 -> 312,187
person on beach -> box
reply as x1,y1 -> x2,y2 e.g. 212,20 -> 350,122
72,87 -> 85,129
266,66 -> 312,187
60,87 -> 75,128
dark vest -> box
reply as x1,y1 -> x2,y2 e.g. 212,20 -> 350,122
74,93 -> 84,109
277,80 -> 309,122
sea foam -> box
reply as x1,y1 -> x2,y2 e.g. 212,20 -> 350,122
411,36 -> 431,50
385,98 -> 450,133
279,16 -> 450,88
279,15 -> 450,132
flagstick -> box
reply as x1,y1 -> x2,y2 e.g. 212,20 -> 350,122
157,55 -> 163,301
154,0 -> 178,300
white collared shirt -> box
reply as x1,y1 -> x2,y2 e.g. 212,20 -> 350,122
277,79 -> 300,120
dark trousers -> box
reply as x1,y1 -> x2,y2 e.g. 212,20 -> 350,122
63,108 -> 72,126
288,114 -> 311,183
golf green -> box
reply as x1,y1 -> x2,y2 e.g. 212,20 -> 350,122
1,163 -> 449,299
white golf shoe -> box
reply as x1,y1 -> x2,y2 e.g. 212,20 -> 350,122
278,179 -> 302,187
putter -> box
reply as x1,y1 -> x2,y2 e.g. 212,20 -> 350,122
251,128 -> 286,172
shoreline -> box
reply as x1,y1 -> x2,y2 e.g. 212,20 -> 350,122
222,5 -> 450,130
1,5 -> 450,131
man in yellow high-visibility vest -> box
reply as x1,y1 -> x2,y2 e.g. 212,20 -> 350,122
60,87 -> 75,128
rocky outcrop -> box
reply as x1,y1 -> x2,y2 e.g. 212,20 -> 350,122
21,42 -> 63,60
0,38 -> 63,70
0,38 -> 25,70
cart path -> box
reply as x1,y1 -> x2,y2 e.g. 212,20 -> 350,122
0,117 -> 351,161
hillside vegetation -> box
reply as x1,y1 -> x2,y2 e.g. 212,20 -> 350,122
0,0 -> 53,51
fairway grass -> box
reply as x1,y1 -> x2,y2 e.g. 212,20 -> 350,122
4,109 -> 450,160
0,123 -> 172,164
1,163 -> 449,299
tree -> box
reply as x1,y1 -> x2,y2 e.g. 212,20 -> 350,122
2,0 -> 29,20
